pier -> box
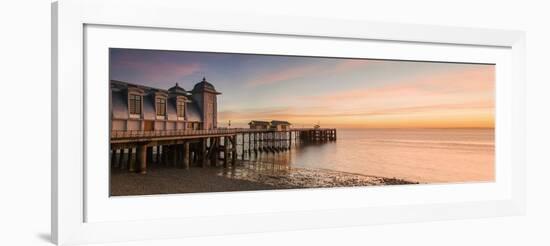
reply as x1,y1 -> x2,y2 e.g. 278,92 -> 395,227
110,128 -> 337,174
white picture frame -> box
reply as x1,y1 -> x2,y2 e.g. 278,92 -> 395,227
52,0 -> 526,245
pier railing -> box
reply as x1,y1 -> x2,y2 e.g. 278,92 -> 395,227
111,128 -> 336,140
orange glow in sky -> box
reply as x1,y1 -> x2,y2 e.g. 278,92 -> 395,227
110,49 -> 495,129
217,62 -> 494,129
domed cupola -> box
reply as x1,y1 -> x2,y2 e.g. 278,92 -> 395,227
168,82 -> 190,95
192,77 -> 221,95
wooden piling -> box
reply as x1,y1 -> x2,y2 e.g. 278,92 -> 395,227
201,139 -> 207,168
289,132 -> 292,150
169,145 -> 176,167
146,147 -> 153,164
110,128 -> 337,174
128,147 -> 135,172
182,142 -> 190,169
162,145 -> 168,165
156,146 -> 160,164
118,148 -> 125,169
232,135 -> 237,165
110,149 -> 116,168
137,144 -> 147,174
111,149 -> 119,168
223,137 -> 229,168
210,137 -> 218,167
248,133 -> 251,157
241,133 -> 244,160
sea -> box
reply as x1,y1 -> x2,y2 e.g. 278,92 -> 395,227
239,128 -> 494,184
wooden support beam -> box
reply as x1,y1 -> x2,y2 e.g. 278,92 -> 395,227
111,149 -> 119,168
248,133 -> 251,157
223,137 -> 229,168
273,132 -> 276,150
118,148 -> 125,169
183,142 -> 190,169
258,133 -> 262,152
181,144 -> 185,167
161,145 -> 168,165
128,147 -> 135,172
276,132 -> 279,150
157,146 -> 162,165
241,133 -> 244,160
232,135 -> 237,165
137,144 -> 147,174
110,149 -> 116,168
175,144 -> 182,168
146,147 -> 152,164
171,145 -> 177,167
253,133 -> 257,155
289,132 -> 292,150
201,139 -> 207,168
210,137 -> 218,167
165,145 -> 171,165
155,146 -> 160,163
164,145 -> 170,165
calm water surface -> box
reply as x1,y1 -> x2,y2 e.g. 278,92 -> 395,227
240,128 -> 494,183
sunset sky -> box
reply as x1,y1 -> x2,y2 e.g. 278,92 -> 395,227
110,48 -> 495,129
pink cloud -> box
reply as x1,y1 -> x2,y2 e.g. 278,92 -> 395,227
414,65 -> 495,92
307,85 -> 426,102
246,59 -> 372,87
304,65 -> 494,102
114,59 -> 201,82
223,63 -> 494,128
246,65 -> 318,86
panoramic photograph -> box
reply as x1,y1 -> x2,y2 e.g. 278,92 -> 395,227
109,48 -> 495,196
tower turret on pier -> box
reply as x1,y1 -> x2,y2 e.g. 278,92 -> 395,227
191,77 -> 221,129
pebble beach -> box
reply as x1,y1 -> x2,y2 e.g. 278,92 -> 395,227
110,163 -> 417,196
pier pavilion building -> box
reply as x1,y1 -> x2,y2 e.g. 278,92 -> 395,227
110,77 -> 221,131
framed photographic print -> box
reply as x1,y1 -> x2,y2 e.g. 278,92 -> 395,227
52,0 -> 525,245
108,48 -> 494,196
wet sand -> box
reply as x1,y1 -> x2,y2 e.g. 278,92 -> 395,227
111,163 -> 417,196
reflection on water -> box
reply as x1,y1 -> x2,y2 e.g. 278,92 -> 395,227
218,159 -> 292,179
216,154 -> 415,188
222,128 -> 494,184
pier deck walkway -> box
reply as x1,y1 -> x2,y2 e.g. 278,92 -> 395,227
109,128 -> 337,174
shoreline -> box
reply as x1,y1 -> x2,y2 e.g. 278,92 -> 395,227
110,164 -> 418,196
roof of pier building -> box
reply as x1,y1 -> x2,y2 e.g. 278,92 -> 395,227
249,120 -> 271,125
270,120 -> 292,126
110,80 -> 215,122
